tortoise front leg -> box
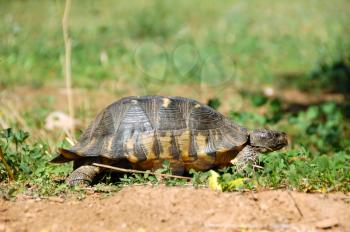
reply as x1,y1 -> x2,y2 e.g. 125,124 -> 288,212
66,165 -> 102,186
231,145 -> 259,171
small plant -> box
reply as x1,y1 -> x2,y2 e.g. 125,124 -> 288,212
308,56 -> 350,95
289,102 -> 348,153
0,128 -> 41,181
0,128 -> 70,197
190,169 -> 210,188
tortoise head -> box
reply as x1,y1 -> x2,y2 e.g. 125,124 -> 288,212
249,129 -> 288,152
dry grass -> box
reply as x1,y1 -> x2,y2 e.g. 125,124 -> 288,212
62,0 -> 75,142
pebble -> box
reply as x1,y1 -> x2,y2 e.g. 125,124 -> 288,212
48,197 -> 65,203
315,218 -> 339,229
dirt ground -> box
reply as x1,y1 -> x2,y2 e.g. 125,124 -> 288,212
1,186 -> 349,232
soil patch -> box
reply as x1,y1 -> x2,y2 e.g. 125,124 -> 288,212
1,186 -> 349,232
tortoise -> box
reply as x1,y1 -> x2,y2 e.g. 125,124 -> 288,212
51,96 -> 288,185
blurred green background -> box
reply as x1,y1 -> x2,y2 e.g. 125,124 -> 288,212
1,0 -> 349,89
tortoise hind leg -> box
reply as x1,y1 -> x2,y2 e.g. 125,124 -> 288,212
66,165 -> 102,186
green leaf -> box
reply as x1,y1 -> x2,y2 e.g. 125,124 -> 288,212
306,107 -> 319,120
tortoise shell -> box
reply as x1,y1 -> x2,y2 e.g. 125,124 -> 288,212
57,96 -> 249,172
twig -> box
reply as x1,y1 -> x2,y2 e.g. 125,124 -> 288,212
65,136 -> 76,146
287,191 -> 304,219
62,0 -> 75,140
252,164 -> 263,169
92,163 -> 192,180
0,146 -> 14,181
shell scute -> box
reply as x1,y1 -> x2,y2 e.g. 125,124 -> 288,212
60,96 -> 249,168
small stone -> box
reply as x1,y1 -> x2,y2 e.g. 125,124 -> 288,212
48,196 -> 65,203
263,86 -> 275,97
259,203 -> 269,211
315,218 -> 339,229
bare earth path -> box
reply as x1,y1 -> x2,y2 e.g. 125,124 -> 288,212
1,186 -> 349,232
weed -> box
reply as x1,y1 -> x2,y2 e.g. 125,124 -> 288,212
0,128 -> 70,198
190,169 -> 210,188
289,102 -> 349,153
308,56 -> 350,96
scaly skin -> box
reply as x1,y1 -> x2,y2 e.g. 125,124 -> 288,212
66,165 -> 102,186
231,145 -> 259,171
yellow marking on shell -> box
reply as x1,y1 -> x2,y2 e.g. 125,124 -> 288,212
194,104 -> 201,108
125,138 -> 139,163
140,133 -> 158,160
196,134 -> 216,165
100,153 -> 114,160
131,99 -> 138,104
126,139 -> 134,151
102,155 -> 117,164
158,132 -> 173,159
106,137 -> 114,152
59,148 -> 80,159
195,134 -> 207,155
176,130 -> 193,162
162,98 -> 171,108
215,147 -> 228,153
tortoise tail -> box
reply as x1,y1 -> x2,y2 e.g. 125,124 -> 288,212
50,148 -> 81,163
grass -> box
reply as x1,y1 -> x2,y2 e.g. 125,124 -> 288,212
1,0 -> 349,90
0,0 -> 349,197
